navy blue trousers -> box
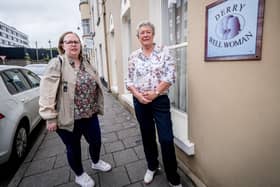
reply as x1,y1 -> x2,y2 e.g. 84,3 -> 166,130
133,95 -> 180,185
56,114 -> 101,176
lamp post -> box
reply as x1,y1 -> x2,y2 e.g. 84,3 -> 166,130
35,41 -> 39,62
48,40 -> 53,58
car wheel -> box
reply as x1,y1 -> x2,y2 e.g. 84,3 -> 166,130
11,124 -> 28,162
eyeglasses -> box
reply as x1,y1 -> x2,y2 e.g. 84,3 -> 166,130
63,40 -> 80,45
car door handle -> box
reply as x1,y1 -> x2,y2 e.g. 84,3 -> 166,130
20,97 -> 29,103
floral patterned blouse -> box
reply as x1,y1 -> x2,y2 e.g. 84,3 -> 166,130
126,45 -> 176,93
71,61 -> 98,119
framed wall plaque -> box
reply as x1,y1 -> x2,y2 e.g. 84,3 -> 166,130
205,0 -> 265,61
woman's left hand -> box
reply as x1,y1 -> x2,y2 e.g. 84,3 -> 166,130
46,120 -> 58,132
143,91 -> 158,101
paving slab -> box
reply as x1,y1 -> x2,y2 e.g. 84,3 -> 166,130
8,92 -> 195,187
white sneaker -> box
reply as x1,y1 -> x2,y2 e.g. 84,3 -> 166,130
169,183 -> 183,187
91,160 -> 112,172
144,169 -> 156,184
75,172 -> 95,187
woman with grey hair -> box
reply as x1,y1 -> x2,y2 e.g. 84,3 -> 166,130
126,21 -> 182,187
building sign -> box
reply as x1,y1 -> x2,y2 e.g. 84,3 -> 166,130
205,0 -> 265,61
84,38 -> 94,49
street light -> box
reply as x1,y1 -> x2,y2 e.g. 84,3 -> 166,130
48,40 -> 53,58
35,41 -> 39,62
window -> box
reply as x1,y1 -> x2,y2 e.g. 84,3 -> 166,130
1,73 -> 17,94
2,69 -> 31,94
162,0 -> 188,112
82,19 -> 90,35
161,1 -> 194,155
21,69 -> 40,88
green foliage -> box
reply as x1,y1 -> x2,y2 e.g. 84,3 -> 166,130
24,53 -> 31,61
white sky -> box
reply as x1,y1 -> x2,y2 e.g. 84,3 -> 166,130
0,0 -> 82,48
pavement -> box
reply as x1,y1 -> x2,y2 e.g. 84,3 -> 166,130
8,92 -> 195,187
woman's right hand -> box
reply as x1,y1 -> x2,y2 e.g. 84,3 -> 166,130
136,92 -> 152,104
46,120 -> 58,132
128,86 -> 152,104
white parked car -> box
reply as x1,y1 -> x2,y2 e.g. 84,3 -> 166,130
24,63 -> 48,78
0,65 -> 41,164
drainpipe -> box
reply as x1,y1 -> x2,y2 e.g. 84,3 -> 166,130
102,0 -> 111,92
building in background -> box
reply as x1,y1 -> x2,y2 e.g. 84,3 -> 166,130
79,0 -> 110,88
79,1 -> 280,187
79,0 -> 94,56
0,21 -> 29,48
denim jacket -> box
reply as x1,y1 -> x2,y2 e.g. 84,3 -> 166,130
39,54 -> 104,131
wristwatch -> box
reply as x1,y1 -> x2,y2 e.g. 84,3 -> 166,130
155,90 -> 160,96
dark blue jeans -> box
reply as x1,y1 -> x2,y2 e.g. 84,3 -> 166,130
133,95 -> 180,185
56,114 -> 101,176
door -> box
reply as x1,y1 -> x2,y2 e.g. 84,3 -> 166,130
3,69 -> 39,130
21,69 -> 41,128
